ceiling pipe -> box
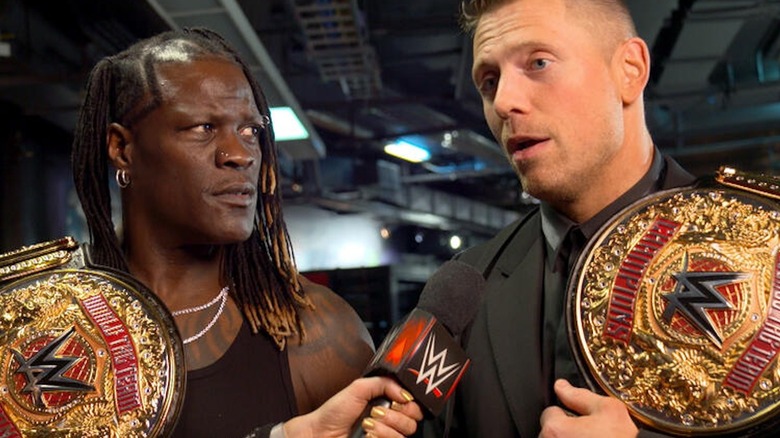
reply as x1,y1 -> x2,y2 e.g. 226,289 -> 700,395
401,167 -> 513,184
650,0 -> 697,86
663,134 -> 780,157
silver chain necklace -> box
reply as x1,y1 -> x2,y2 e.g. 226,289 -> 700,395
171,286 -> 229,345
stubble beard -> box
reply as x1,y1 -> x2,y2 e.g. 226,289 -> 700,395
515,163 -> 579,208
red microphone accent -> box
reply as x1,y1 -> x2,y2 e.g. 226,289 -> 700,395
366,308 -> 470,416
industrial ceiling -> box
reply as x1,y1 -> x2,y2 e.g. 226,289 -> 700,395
3,0 -> 780,237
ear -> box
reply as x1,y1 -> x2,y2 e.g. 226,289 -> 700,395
614,37 -> 650,105
107,122 -> 133,170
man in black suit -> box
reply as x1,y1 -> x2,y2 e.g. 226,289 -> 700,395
429,0 -> 696,437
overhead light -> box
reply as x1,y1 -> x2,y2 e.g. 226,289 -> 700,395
384,140 -> 431,163
270,106 -> 309,141
398,210 -> 445,227
449,234 -> 462,250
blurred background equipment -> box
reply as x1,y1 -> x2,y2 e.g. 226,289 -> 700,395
3,0 -> 780,338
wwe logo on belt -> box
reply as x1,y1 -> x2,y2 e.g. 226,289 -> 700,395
11,327 -> 95,408
662,253 -> 750,348
410,334 -> 463,397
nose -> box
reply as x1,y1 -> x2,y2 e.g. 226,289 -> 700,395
492,73 -> 526,120
216,132 -> 257,169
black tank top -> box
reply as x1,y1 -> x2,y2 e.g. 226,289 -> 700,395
171,322 -> 298,437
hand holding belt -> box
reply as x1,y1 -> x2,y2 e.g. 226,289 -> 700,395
567,167 -> 780,437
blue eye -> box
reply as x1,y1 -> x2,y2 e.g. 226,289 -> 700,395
530,58 -> 549,70
478,75 -> 499,98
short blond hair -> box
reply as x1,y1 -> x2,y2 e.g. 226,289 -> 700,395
460,0 -> 637,39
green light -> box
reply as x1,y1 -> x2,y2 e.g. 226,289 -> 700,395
384,140 -> 431,163
270,106 -> 309,141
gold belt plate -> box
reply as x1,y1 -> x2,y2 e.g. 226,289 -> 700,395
569,185 -> 780,436
0,269 -> 185,437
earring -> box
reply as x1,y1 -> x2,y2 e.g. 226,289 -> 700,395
115,169 -> 131,188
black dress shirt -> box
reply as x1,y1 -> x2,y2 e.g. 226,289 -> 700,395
540,150 -> 665,403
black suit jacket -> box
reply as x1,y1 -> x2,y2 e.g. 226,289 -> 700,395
434,156 -> 695,438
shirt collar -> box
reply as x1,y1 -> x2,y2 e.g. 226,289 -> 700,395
541,148 -> 664,260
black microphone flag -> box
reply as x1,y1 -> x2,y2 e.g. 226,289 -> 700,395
365,308 -> 469,415
349,260 -> 486,437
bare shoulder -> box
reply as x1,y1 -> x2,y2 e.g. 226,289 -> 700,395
288,276 -> 375,413
297,276 -> 374,348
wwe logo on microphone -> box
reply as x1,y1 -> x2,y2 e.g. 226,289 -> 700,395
410,334 -> 463,398
370,308 -> 470,414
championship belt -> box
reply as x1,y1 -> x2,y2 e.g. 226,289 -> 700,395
0,237 -> 185,437
568,167 -> 780,436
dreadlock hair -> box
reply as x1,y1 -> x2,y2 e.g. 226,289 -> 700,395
71,27 -> 310,349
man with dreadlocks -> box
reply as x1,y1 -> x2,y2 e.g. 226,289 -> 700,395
70,28 -> 421,437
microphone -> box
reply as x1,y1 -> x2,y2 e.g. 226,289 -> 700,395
349,260 -> 487,437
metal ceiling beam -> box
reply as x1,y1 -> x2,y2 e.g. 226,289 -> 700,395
286,0 -> 382,99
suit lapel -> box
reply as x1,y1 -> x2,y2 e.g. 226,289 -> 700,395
452,155 -> 694,437
660,155 -> 696,189
485,213 -> 546,437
